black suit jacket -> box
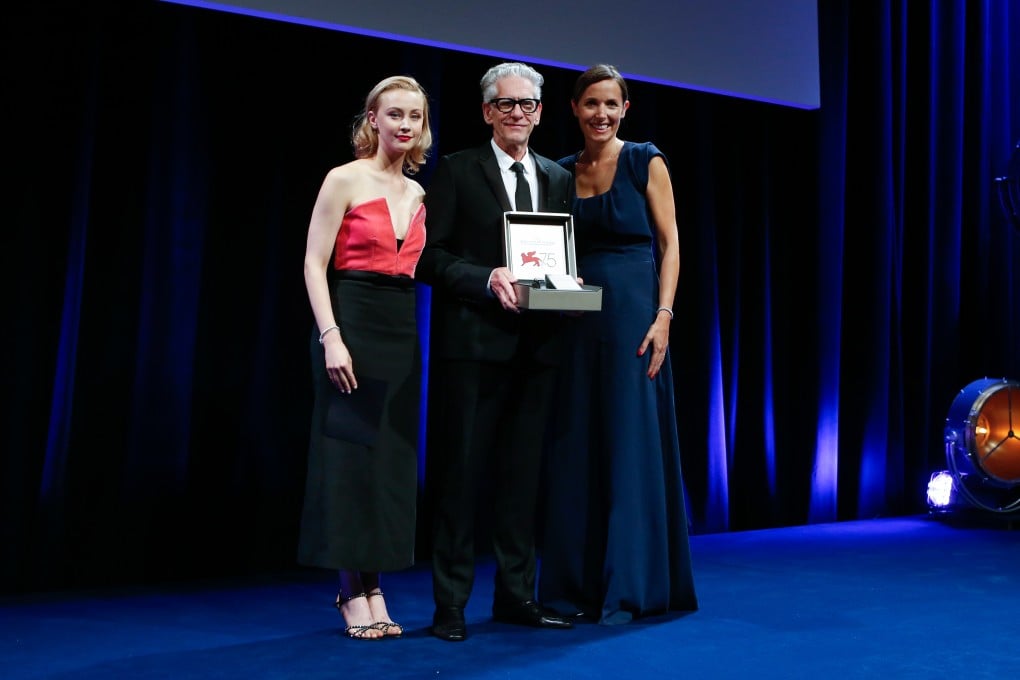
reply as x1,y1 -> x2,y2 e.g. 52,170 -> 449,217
418,143 -> 573,363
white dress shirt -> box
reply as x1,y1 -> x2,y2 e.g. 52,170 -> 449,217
491,139 -> 537,211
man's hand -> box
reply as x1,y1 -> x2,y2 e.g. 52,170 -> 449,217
488,267 -> 521,313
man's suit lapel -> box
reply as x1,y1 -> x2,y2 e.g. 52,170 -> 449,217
532,154 -> 552,210
477,145 -> 513,212
476,145 -> 559,212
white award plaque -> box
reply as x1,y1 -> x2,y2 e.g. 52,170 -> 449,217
502,211 -> 602,311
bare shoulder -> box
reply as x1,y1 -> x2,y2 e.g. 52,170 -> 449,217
324,159 -> 370,185
648,154 -> 671,181
405,177 -> 426,200
319,160 -> 373,201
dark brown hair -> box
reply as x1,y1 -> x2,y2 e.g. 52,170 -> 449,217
571,64 -> 629,103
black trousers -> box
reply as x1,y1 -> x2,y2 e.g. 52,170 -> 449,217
428,351 -> 557,608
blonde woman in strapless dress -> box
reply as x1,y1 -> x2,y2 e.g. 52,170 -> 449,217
297,75 -> 432,641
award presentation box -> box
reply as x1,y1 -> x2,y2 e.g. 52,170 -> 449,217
503,211 -> 603,312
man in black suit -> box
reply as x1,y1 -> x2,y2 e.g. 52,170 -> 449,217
417,62 -> 574,641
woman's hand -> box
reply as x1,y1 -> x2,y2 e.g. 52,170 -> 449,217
637,315 -> 671,379
323,335 -> 357,393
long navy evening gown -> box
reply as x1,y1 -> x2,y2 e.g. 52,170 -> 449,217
538,142 -> 698,624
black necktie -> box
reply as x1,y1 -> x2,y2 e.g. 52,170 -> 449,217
510,161 -> 533,211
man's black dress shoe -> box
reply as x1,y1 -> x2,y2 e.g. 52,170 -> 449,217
432,606 -> 467,642
491,600 -> 574,629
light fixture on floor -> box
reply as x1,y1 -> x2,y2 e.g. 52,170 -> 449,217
925,470 -> 956,511
937,377 -> 1020,515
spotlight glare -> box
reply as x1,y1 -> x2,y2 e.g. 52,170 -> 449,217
926,471 -> 955,509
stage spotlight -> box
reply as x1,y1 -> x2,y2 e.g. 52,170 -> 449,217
940,377 -> 1020,515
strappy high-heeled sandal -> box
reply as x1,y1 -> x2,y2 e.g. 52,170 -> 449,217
337,591 -> 384,641
367,590 -> 404,638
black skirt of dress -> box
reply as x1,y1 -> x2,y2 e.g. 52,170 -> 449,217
297,276 -> 420,572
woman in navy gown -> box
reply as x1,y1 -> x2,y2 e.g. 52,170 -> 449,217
539,64 -> 698,624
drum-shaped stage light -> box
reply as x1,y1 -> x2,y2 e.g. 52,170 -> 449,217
939,378 -> 1020,514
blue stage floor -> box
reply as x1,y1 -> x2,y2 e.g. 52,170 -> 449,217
4,516 -> 1019,679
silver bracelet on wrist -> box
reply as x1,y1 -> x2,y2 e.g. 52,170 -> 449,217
655,306 -> 674,320
318,325 -> 340,344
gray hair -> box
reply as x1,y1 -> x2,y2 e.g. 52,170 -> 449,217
479,62 -> 544,102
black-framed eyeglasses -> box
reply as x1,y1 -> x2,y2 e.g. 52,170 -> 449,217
488,98 -> 540,114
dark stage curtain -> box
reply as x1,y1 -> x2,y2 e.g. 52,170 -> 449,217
4,0 -> 1018,592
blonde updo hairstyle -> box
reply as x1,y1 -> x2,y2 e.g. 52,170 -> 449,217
351,75 -> 432,174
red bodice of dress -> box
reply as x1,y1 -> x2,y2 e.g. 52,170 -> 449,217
333,197 -> 426,277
